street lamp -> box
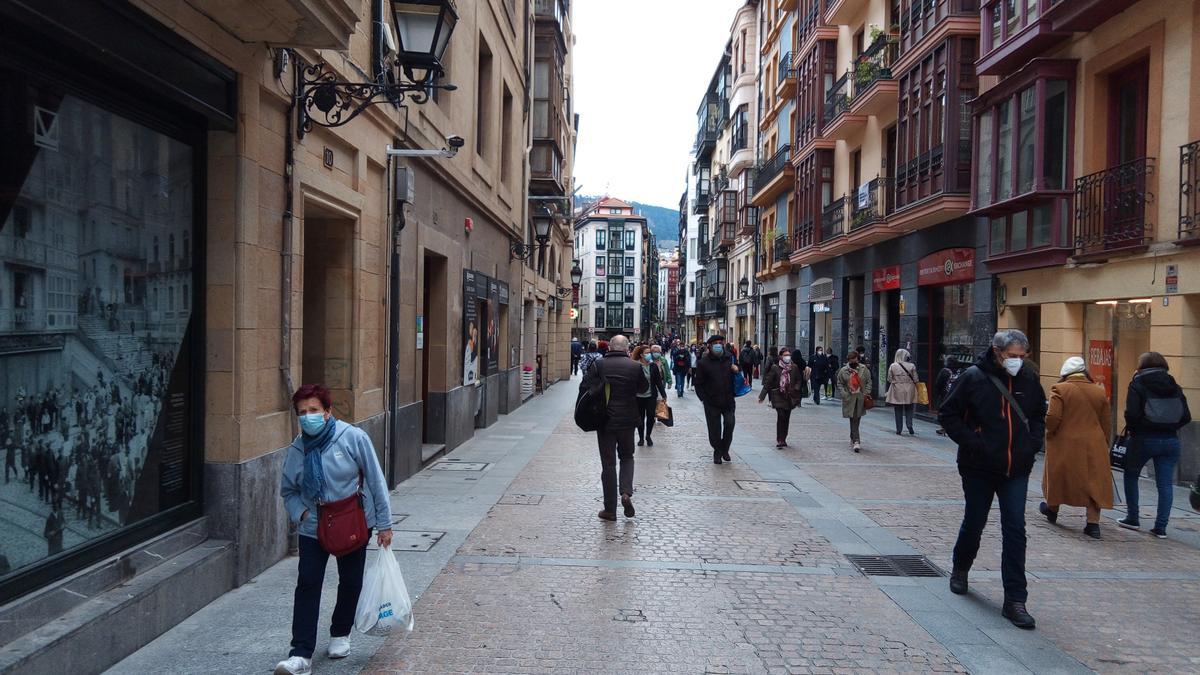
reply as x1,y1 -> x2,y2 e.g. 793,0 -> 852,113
298,0 -> 459,135
511,206 -> 554,260
738,275 -> 749,298
557,260 -> 582,297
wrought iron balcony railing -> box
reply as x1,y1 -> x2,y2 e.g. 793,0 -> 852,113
820,197 -> 846,242
823,72 -> 851,126
1181,140 -> 1200,240
773,232 -> 791,261
848,177 -> 892,230
754,144 -> 792,192
777,51 -> 796,84
794,218 -> 816,251
853,35 -> 898,96
1074,157 -> 1155,257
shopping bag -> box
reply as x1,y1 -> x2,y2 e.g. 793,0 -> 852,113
915,382 -> 930,406
355,548 -> 414,635
1110,428 -> 1136,470
733,372 -> 752,397
655,399 -> 674,427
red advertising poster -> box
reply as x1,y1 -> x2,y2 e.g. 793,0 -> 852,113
1088,340 -> 1114,401
917,248 -> 975,286
872,266 -> 901,292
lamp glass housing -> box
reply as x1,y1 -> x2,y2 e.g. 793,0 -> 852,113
392,1 -> 458,74
569,262 -> 583,286
532,209 -> 553,241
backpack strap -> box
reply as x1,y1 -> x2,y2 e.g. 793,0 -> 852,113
984,371 -> 1030,430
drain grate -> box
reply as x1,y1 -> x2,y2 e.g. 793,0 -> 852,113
845,554 -> 945,578
734,480 -> 799,493
430,461 -> 490,472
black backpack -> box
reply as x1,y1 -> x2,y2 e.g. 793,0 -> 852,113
1144,395 -> 1185,427
574,360 -> 610,432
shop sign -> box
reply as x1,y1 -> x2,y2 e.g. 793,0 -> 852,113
1166,264 -> 1178,294
1088,340 -> 1114,401
498,281 -> 510,305
766,295 -> 780,309
416,315 -> 424,349
463,270 -> 479,386
872,266 -> 901,292
736,304 -> 748,316
918,248 -> 975,286
813,302 -> 831,313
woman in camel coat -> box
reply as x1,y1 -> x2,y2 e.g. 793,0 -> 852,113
885,348 -> 919,435
1039,356 -> 1113,539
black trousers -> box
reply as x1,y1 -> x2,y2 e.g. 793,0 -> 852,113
703,404 -> 736,454
597,427 -> 636,512
571,356 -> 580,374
893,404 -> 915,433
775,406 -> 792,442
952,470 -> 1029,603
637,397 -> 656,441
289,534 -> 369,659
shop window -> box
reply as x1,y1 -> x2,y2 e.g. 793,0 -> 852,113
0,77 -> 199,600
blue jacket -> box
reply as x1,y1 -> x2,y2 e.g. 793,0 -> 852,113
280,420 -> 392,539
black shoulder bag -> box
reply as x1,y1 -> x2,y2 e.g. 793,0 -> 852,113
985,373 -> 1030,431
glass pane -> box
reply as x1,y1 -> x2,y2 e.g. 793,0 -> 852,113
1011,210 -> 1028,251
1005,0 -> 1019,36
1032,203 -> 1052,247
0,90 -> 195,578
1017,87 -> 1036,194
996,100 -> 1013,200
976,113 -> 994,205
991,217 -> 1007,253
990,3 -> 1002,47
1026,0 -> 1038,21
1043,80 -> 1068,190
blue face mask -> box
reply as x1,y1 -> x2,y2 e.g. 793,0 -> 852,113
299,412 -> 327,436
643,354 -> 653,362
711,344 -> 724,356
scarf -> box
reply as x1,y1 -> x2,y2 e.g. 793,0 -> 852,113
301,416 -> 336,503
849,367 -> 862,393
779,364 -> 791,391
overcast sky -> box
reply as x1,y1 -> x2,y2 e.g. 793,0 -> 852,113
572,0 -> 741,209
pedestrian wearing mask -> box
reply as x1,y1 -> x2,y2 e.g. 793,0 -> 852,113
886,348 -> 920,436
693,335 -> 739,464
932,356 -> 965,435
758,348 -> 807,448
938,330 -> 1047,630
836,351 -> 872,452
809,347 -> 829,405
669,339 -> 690,398
276,384 -> 393,675
631,345 -> 668,447
1118,351 -> 1191,539
826,354 -> 840,399
581,335 -> 647,521
1039,357 -> 1112,539
740,341 -> 756,387
650,345 -> 673,394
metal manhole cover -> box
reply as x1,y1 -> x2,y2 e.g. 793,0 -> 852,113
431,461 -> 490,471
391,530 -> 446,552
845,554 -> 945,577
734,480 -> 799,493
498,494 -> 544,505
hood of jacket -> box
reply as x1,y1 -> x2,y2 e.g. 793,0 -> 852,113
1133,368 -> 1181,396
893,348 -> 912,366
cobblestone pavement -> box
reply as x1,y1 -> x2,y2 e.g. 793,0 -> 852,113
111,375 -> 1200,675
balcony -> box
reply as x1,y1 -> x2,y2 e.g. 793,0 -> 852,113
695,93 -> 720,157
1073,157 -> 1155,261
717,191 -> 738,249
897,0 -> 980,74
1043,0 -> 1138,32
776,52 -> 797,100
1181,140 -> 1200,244
820,197 -> 847,243
822,73 -> 865,139
846,177 -> 893,244
692,182 -> 711,215
530,139 -> 565,193
825,0 -> 865,25
751,145 -> 794,207
798,0 -> 838,56
189,0 -> 359,49
773,233 -> 792,262
977,0 -> 1071,77
849,36 -> 899,120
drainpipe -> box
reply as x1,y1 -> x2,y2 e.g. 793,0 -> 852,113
386,146 -> 405,487
282,51 -> 299,555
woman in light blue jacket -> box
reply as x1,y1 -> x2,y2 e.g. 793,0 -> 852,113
275,384 -> 392,675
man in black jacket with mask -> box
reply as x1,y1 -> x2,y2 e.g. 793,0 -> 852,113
938,329 -> 1047,629
693,335 -> 739,464
581,334 -> 648,521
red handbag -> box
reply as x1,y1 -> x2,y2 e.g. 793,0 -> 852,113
317,473 -> 369,557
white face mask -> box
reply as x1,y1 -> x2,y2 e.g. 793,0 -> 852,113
1002,358 -> 1023,377
781,355 -> 792,364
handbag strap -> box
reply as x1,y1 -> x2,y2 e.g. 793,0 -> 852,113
986,373 -> 1029,430
902,363 -> 919,385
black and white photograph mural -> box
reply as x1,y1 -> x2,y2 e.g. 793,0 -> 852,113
0,90 -> 197,582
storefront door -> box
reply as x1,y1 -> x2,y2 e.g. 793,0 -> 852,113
1085,301 -> 1151,436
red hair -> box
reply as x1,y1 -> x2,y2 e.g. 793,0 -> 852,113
292,383 -> 332,412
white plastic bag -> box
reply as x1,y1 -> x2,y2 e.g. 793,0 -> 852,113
354,549 -> 414,635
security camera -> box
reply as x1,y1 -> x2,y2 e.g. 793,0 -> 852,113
447,135 -> 465,149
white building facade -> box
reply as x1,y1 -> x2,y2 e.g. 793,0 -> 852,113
573,197 -> 649,340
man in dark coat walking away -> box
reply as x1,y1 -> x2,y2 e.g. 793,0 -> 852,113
693,335 -> 740,464
669,339 -> 690,398
570,337 -> 583,375
809,346 -> 829,405
938,329 -> 1047,630
580,335 -> 648,521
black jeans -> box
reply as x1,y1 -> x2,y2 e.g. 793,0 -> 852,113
952,470 -> 1029,603
811,378 -> 822,405
703,404 -> 736,454
893,404 -> 914,433
597,427 -> 635,512
289,534 -> 369,659
848,416 -> 862,442
636,396 -> 656,442
775,406 -> 792,442
571,356 -> 580,375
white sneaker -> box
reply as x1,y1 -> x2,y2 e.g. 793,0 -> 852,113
328,636 -> 351,659
852,441 -> 861,453
274,656 -> 311,675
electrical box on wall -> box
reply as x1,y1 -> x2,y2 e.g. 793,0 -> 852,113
394,166 -> 414,203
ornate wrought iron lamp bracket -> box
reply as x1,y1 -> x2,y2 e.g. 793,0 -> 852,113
297,61 -> 456,138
